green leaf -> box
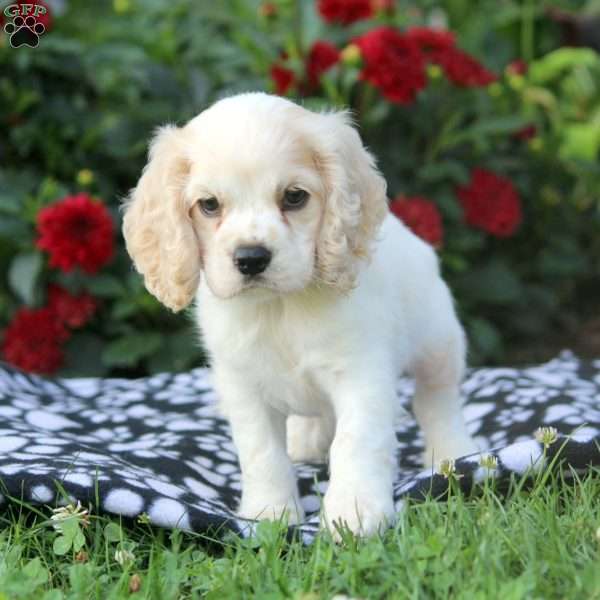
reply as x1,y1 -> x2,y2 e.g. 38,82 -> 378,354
22,558 -> 48,587
104,522 -> 122,543
66,563 -> 95,597
59,518 -> 80,540
42,590 -> 64,600
529,48 -> 599,84
468,318 -> 503,359
73,530 -> 86,552
419,161 -> 469,185
61,334 -> 108,378
0,196 -> 22,215
8,252 -> 43,306
37,177 -> 69,207
147,329 -> 204,373
445,116 -> 531,148
459,261 -> 522,305
539,246 -> 589,277
85,274 -> 126,298
110,298 -> 139,320
102,332 -> 162,367
53,536 -> 72,556
559,123 -> 600,161
0,215 -> 32,242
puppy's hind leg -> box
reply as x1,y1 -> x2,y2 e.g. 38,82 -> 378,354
411,301 -> 478,468
286,415 -> 335,463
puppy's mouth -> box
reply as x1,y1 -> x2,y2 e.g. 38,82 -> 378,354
236,276 -> 281,301
241,275 -> 276,291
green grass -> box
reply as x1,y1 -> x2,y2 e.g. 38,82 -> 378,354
1,470 -> 600,599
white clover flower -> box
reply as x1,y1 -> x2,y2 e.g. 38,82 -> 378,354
438,458 -> 463,480
115,548 -> 135,566
51,501 -> 90,530
479,454 -> 498,470
534,426 -> 559,449
137,512 -> 151,525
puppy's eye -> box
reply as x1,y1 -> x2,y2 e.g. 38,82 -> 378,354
282,188 -> 309,211
198,197 -> 221,217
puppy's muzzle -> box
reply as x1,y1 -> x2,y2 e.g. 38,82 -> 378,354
233,245 -> 272,276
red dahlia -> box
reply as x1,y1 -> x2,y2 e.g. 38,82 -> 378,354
433,48 -> 497,87
47,284 -> 97,329
355,27 -> 426,103
270,63 -> 295,95
389,196 -> 444,247
405,26 -> 496,87
317,0 -> 373,25
457,168 -> 522,238
405,26 -> 455,53
307,41 -> 340,88
1,307 -> 69,374
36,193 -> 114,274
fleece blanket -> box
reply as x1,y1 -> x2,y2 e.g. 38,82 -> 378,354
0,351 -> 599,541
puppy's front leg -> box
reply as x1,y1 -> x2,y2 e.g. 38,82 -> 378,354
217,372 -> 304,525
321,368 -> 397,537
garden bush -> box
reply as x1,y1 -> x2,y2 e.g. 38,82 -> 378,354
1,0 -> 599,376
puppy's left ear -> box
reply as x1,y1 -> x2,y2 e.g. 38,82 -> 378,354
314,111 -> 388,292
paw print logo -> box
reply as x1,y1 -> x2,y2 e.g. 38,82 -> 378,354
4,14 -> 45,47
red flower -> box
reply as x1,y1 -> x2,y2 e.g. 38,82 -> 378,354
317,0 -> 373,25
433,48 -> 497,87
270,64 -> 296,95
457,169 -> 522,238
390,196 -> 444,247
306,41 -> 340,88
405,27 -> 496,87
506,59 -> 528,76
513,124 -> 537,141
355,27 -> 426,103
36,193 -> 114,274
405,26 -> 455,53
47,284 -> 97,329
1,307 -> 69,374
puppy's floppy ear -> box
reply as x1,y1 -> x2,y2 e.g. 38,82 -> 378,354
314,111 -> 388,292
122,125 -> 200,312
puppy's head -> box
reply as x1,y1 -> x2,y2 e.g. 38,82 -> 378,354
122,92 -> 388,310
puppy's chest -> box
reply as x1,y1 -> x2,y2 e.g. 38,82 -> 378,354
213,317 -> 329,416
247,331 -> 328,416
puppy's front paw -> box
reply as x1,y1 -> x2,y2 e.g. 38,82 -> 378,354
237,496 -> 305,525
322,486 -> 395,539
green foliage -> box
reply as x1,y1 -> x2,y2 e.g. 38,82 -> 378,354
0,469 -> 600,597
0,0 -> 599,374
52,517 -> 86,556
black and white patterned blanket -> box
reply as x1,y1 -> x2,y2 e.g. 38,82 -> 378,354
0,351 -> 599,541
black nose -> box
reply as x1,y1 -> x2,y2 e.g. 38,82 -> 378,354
233,246 -> 272,276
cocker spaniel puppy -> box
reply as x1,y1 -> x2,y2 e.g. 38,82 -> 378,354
122,92 -> 477,537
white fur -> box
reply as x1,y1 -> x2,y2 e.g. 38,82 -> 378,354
122,92 -> 477,537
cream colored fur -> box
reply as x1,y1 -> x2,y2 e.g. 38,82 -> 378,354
122,92 -> 477,537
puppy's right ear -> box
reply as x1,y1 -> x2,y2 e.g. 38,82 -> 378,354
122,125 -> 200,312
